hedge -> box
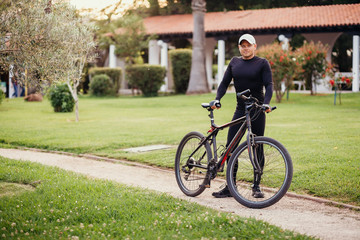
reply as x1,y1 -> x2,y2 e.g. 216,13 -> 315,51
89,74 -> 114,96
126,64 -> 166,97
169,49 -> 192,94
88,67 -> 122,94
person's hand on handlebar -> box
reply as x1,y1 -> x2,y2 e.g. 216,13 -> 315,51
262,104 -> 271,113
210,100 -> 221,109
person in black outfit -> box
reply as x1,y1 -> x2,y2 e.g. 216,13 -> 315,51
210,34 -> 273,198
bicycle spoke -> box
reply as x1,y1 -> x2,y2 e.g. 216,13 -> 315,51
227,137 -> 293,208
175,132 -> 211,197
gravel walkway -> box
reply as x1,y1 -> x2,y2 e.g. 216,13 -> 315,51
1,148 -> 360,240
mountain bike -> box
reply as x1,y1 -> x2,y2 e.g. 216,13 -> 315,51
174,89 -> 293,209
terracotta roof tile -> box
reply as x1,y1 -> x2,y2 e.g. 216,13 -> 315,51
143,4 -> 360,36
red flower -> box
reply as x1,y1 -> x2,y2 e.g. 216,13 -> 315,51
270,61 -> 274,66
308,50 -> 312,55
329,79 -> 335,86
346,78 -> 351,84
306,56 -> 311,60
341,76 -> 345,82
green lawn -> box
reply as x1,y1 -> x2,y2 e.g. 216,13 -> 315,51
0,92 -> 359,205
0,158 -> 313,239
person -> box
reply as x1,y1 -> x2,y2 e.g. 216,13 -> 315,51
211,33 -> 273,198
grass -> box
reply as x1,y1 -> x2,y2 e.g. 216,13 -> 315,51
0,157 -> 314,239
0,92 -> 359,205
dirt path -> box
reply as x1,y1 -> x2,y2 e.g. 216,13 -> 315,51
1,148 -> 359,240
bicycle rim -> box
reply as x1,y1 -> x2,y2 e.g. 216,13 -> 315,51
175,132 -> 211,197
227,137 -> 293,208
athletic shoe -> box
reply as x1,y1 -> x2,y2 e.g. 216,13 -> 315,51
252,185 -> 265,198
212,186 -> 232,198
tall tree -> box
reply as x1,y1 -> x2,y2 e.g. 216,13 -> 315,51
186,0 -> 209,94
108,14 -> 153,64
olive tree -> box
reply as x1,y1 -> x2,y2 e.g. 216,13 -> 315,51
0,0 -> 96,122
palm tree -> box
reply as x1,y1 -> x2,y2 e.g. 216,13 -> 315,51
186,0 -> 210,94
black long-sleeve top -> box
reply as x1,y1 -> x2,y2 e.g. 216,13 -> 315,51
216,56 -> 273,109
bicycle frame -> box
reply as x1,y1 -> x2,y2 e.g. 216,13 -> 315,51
206,110 -> 247,170
188,99 -> 261,176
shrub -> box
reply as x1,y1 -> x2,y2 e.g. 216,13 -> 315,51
88,67 -> 122,94
297,41 -> 329,95
89,74 -> 114,96
47,83 -> 75,112
257,43 -> 300,103
169,49 -> 192,94
257,41 -> 330,101
0,89 -> 4,105
126,64 -> 166,97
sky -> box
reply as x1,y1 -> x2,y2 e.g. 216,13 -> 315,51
69,0 -> 125,10
68,0 -> 146,18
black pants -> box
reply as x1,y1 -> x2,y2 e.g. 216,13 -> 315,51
227,108 -> 266,186
226,108 -> 265,148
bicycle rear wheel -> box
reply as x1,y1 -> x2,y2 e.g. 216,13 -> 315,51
226,136 -> 293,209
175,131 -> 212,197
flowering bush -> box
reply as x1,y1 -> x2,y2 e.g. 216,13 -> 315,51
257,43 -> 300,102
257,40 -> 331,101
329,74 -> 352,105
329,75 -> 352,88
297,41 -> 329,95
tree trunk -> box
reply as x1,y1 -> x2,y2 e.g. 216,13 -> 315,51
67,81 -> 79,122
186,0 -> 209,94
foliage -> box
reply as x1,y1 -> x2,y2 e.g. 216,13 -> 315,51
0,88 -> 4,105
297,41 -> 329,95
169,49 -> 192,94
258,41 -> 331,101
100,14 -> 154,64
141,0 -> 358,16
89,74 -> 114,96
329,73 -> 353,105
0,0 -> 97,121
88,67 -> 122,94
257,43 -> 301,102
126,64 -> 165,97
47,83 -> 75,112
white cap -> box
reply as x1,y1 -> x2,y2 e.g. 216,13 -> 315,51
238,34 -> 256,45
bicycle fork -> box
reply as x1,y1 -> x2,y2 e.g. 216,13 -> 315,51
245,108 -> 263,181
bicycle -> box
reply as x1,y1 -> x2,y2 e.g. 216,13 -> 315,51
174,89 -> 293,209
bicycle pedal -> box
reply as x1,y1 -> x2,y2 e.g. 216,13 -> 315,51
200,184 -> 210,188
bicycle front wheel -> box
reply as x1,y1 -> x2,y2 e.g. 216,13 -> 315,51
175,131 -> 212,197
226,136 -> 293,209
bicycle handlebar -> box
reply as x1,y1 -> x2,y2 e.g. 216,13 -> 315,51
236,89 -> 251,100
203,89 -> 276,113
236,89 -> 276,113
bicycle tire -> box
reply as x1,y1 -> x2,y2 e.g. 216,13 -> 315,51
175,131 -> 212,197
226,136 -> 293,209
